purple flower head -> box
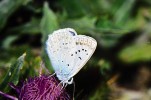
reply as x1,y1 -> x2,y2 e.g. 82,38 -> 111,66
0,75 -> 70,100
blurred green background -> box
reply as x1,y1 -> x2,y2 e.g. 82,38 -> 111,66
0,0 -> 151,99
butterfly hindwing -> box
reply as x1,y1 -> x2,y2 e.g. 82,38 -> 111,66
67,35 -> 97,78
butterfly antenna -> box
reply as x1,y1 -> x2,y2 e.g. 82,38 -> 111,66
55,81 -> 64,91
72,81 -> 75,100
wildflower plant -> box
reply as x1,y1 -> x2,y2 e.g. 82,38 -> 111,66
0,53 -> 70,100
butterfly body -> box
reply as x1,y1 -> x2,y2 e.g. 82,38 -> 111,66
46,28 -> 97,85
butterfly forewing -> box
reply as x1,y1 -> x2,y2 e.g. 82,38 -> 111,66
68,35 -> 97,78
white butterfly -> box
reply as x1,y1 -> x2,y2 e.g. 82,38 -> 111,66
46,28 -> 97,86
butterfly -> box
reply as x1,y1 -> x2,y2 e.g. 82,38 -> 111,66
46,28 -> 97,86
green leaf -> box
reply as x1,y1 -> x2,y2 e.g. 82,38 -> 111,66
99,33 -> 122,47
0,0 -> 30,31
40,2 -> 58,71
40,2 -> 58,42
119,44 -> 151,63
2,36 -> 18,49
112,0 -> 136,25
0,53 -> 26,92
60,16 -> 96,33
59,0 -> 108,17
59,0 -> 85,17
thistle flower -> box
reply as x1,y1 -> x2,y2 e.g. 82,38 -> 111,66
0,75 -> 70,100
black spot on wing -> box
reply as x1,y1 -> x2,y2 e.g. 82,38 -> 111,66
79,57 -> 82,60
69,31 -> 76,36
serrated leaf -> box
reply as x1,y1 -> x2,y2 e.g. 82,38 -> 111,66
23,55 -> 48,77
119,44 -> 151,63
0,53 -> 26,92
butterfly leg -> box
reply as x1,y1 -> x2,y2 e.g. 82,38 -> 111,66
60,81 -> 66,91
64,83 -> 68,89
55,81 -> 64,91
